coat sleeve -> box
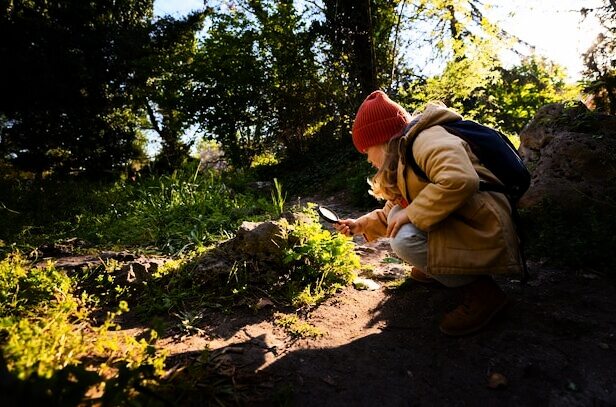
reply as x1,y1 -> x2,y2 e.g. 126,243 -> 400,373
406,127 -> 480,232
356,200 -> 395,242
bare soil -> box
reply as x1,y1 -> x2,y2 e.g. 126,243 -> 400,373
155,198 -> 616,406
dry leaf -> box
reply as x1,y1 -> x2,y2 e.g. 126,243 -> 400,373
487,372 -> 508,389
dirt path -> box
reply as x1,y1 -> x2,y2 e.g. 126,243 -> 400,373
158,231 -> 616,406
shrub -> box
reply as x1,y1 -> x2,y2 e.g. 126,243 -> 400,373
282,206 -> 360,306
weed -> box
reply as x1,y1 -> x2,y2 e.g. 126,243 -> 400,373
172,309 -> 205,336
271,178 -> 287,218
274,312 -> 324,339
282,206 -> 360,306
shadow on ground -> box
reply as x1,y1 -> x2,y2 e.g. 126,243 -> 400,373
247,265 -> 616,406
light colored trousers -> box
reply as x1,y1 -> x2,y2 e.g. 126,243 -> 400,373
387,205 -> 477,288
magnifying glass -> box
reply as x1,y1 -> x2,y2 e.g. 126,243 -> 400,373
317,206 -> 340,223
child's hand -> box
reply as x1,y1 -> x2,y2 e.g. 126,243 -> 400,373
334,219 -> 360,236
387,210 -> 410,238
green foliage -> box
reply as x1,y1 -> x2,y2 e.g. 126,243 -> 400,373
194,0 -> 330,166
75,165 -> 251,252
136,12 -> 207,170
318,0 -> 400,102
0,253 -> 166,402
468,56 -> 581,135
0,254 -> 72,317
0,163 -> 277,256
271,178 -> 287,218
0,0 -> 153,176
283,206 -> 359,306
193,7 -> 271,167
399,55 -> 581,136
70,258 -> 138,308
131,252 -> 212,317
131,206 -> 360,318
0,176 -> 117,250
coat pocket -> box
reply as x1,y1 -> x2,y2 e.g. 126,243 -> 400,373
444,194 -> 504,249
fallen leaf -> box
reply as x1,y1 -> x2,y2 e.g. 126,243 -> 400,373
487,372 -> 508,389
381,257 -> 403,264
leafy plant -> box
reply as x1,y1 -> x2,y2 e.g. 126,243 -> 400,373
0,253 -> 166,402
282,206 -> 360,306
173,309 -> 205,336
68,163 -> 270,254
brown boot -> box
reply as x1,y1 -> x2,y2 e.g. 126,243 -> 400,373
409,267 -> 438,284
439,276 -> 508,336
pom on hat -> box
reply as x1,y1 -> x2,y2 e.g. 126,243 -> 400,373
351,90 -> 411,153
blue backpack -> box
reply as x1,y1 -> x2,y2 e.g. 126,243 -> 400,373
405,119 -> 531,203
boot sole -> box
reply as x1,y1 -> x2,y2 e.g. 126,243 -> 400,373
439,297 -> 510,337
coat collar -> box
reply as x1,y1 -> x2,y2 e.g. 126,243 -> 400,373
395,103 -> 463,202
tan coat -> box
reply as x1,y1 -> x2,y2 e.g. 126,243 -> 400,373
358,104 -> 522,276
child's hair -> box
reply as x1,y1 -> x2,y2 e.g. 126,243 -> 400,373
368,107 -> 428,201
368,135 -> 404,201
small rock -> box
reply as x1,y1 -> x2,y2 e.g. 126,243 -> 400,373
355,245 -> 377,254
598,342 -> 610,350
255,298 -> 274,310
353,277 -> 380,291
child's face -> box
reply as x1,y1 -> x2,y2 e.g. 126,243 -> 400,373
365,144 -> 386,169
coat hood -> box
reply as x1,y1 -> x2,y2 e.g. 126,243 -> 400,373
403,102 -> 463,142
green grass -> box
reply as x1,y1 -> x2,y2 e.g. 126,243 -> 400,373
0,162 -> 276,256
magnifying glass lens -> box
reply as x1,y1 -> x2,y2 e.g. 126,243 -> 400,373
318,206 -> 339,223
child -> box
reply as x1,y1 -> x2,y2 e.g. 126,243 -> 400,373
334,91 -> 522,336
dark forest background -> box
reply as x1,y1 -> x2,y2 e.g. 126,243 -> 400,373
2,0 -> 614,179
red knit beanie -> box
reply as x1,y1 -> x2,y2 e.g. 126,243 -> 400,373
352,90 -> 412,153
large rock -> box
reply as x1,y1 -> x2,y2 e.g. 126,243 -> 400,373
518,102 -> 616,211
223,220 -> 290,264
517,103 -> 616,271
38,251 -> 168,284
